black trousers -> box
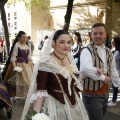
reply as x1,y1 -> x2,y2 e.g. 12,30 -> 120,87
112,83 -> 118,102
82,93 -> 109,120
0,52 -> 3,63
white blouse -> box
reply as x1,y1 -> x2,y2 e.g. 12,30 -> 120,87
10,42 -> 32,62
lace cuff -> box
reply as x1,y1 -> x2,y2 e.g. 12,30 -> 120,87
29,90 -> 48,103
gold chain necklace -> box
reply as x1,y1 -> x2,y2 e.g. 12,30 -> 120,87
53,52 -> 66,66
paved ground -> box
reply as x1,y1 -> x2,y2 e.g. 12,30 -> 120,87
0,56 -> 120,120
104,90 -> 120,120
0,93 -> 120,120
0,99 -> 24,120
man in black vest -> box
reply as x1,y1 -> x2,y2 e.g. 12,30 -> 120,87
80,23 -> 120,120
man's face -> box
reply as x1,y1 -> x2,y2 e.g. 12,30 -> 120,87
91,26 -> 106,46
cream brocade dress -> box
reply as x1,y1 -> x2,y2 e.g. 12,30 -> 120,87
29,55 -> 89,120
11,42 -> 33,97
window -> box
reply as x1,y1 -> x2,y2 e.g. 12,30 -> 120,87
8,13 -> 10,17
14,22 -> 17,26
14,12 -> 17,16
14,12 -> 17,19
14,22 -> 17,29
8,13 -> 10,20
8,23 -> 10,27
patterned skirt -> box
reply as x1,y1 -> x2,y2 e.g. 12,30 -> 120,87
43,94 -> 89,120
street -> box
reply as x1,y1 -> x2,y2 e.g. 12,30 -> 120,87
0,93 -> 120,120
0,99 -> 24,120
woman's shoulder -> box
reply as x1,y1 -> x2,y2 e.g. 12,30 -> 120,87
114,50 -> 120,54
13,42 -> 19,48
15,42 -> 21,47
113,50 -> 120,58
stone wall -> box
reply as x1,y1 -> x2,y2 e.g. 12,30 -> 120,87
106,0 -> 120,38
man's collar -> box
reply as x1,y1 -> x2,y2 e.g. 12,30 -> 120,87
95,44 -> 105,49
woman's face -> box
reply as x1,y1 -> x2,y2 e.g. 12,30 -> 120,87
72,34 -> 78,42
111,39 -> 115,48
19,34 -> 27,43
53,34 -> 72,55
85,33 -> 90,39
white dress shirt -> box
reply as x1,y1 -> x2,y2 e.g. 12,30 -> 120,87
80,45 -> 120,88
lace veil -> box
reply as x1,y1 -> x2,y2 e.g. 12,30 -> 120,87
21,30 -> 56,120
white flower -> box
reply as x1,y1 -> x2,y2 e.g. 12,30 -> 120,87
14,67 -> 22,72
32,113 -> 50,120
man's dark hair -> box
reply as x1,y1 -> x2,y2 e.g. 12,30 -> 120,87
92,23 -> 105,29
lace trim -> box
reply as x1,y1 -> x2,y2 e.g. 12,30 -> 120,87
29,91 -> 48,103
38,59 -> 79,75
39,62 -> 59,73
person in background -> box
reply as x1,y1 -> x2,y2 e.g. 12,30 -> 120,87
10,39 -> 15,50
111,39 -> 115,53
108,36 -> 120,106
105,33 -> 112,49
0,38 -> 3,63
2,38 -> 6,63
71,32 -> 82,70
2,31 -> 33,99
38,35 -> 49,50
80,23 -> 120,120
83,32 -> 92,47
21,30 -> 89,120
27,36 -> 34,55
0,81 -> 12,119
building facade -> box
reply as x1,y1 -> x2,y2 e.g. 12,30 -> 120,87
5,2 -> 31,40
2,0 -> 120,55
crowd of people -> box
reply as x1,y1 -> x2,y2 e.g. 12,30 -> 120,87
0,23 -> 120,120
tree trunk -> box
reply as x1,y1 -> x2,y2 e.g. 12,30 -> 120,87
0,6 -> 10,56
0,0 -> 10,56
63,0 -> 74,32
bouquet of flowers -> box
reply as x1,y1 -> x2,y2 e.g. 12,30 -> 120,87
26,108 -> 50,120
14,66 -> 22,72
32,113 -> 50,120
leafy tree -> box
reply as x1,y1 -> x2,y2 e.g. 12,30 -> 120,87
63,0 -> 74,32
0,0 -> 10,56
8,0 -> 49,11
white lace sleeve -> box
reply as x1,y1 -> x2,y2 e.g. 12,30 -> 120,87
10,44 -> 18,62
29,90 -> 48,103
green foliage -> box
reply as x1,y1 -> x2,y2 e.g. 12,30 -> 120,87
7,0 -> 50,11
25,107 -> 37,120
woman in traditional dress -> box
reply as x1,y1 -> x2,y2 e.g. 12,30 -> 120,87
21,30 -> 89,120
2,31 -> 33,98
